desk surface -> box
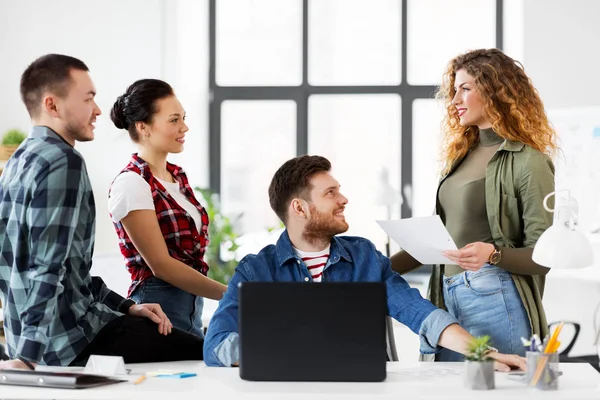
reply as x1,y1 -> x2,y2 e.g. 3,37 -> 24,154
1,361 -> 599,400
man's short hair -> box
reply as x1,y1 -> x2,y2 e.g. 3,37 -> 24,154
20,54 -> 89,117
268,155 -> 331,223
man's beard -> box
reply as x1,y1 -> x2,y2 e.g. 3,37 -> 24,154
302,205 -> 349,245
65,120 -> 93,143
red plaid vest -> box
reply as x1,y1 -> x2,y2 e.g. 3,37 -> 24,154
110,154 -> 210,297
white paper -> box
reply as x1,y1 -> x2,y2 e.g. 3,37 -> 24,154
377,216 -> 458,264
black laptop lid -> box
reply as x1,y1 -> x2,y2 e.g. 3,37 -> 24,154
239,282 -> 387,382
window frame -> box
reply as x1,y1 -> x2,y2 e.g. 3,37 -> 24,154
208,0 -> 504,254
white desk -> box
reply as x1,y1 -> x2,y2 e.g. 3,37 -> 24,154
1,361 -> 599,400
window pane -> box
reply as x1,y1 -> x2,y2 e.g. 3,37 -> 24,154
221,101 -> 296,247
407,0 -> 495,85
412,99 -> 444,217
309,95 -> 401,253
309,0 -> 401,86
217,0 -> 302,86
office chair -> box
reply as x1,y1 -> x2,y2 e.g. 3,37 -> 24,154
385,316 -> 399,361
549,321 -> 599,373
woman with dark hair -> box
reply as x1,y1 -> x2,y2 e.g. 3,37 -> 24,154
391,48 -> 558,361
108,79 -> 227,337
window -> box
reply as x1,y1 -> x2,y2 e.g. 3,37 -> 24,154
210,0 -> 504,262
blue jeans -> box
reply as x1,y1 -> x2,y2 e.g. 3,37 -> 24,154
437,264 -> 530,361
129,276 -> 204,338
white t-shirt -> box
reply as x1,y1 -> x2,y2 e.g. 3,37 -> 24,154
293,246 -> 330,283
108,171 -> 203,231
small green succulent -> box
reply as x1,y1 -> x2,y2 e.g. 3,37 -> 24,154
465,335 -> 494,362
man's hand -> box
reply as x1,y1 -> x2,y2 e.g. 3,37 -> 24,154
443,242 -> 495,271
488,351 -> 527,372
128,303 -> 173,335
0,359 -> 36,371
437,324 -> 527,372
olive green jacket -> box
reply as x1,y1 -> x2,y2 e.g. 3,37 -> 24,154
428,140 -> 554,343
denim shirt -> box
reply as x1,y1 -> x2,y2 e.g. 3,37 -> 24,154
203,231 -> 458,366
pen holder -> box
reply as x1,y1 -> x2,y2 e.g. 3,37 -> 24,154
526,351 -> 559,390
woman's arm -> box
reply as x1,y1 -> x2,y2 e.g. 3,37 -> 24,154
121,210 -> 227,300
499,152 -> 555,276
389,250 -> 423,275
496,247 -> 550,276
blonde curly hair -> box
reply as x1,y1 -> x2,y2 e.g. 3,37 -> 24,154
436,48 -> 558,174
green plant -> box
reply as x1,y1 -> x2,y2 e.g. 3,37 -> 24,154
195,187 -> 241,285
465,335 -> 494,362
2,129 -> 27,146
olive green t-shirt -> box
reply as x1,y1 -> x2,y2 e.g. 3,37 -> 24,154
438,128 -> 503,276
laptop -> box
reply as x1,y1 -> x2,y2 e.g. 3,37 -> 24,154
0,369 -> 126,389
238,282 -> 387,382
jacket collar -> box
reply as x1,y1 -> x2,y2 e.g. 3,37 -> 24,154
275,230 -> 352,267
498,139 -> 525,152
441,138 -> 525,180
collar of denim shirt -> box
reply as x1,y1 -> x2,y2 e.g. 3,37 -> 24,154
274,230 -> 353,268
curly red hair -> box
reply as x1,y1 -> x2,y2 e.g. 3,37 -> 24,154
436,48 -> 558,174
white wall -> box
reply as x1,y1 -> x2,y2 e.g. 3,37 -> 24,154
522,0 -> 600,108
519,0 -> 600,358
0,0 -> 209,255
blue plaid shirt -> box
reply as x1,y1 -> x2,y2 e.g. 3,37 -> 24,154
0,126 -> 133,366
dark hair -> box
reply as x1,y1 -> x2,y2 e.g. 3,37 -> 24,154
268,155 -> 331,223
110,79 -> 174,142
20,54 -> 89,118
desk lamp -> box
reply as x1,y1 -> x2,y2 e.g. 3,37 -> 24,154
532,191 -> 594,269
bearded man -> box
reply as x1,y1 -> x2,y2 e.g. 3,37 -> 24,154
203,155 -> 525,372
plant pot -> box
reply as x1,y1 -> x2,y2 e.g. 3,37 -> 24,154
0,145 -> 19,161
464,360 -> 495,390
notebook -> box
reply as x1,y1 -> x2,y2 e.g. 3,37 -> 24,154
0,369 -> 127,389
238,281 -> 387,382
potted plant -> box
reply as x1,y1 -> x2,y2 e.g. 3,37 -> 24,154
195,187 -> 241,285
1,128 -> 27,161
464,335 -> 495,390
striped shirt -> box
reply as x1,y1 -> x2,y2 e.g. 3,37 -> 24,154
294,246 -> 330,282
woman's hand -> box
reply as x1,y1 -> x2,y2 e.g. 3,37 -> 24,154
443,242 -> 495,271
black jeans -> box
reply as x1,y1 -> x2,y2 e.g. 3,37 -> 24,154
70,315 -> 204,366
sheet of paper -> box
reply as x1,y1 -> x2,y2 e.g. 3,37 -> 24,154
377,215 -> 458,265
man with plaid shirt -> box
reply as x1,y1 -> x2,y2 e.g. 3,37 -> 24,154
0,54 -> 203,369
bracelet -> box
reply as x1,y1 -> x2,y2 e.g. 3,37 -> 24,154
17,356 -> 36,370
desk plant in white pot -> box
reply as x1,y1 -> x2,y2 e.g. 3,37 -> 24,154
464,335 -> 495,390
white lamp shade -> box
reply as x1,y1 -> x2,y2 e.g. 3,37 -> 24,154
532,224 -> 594,269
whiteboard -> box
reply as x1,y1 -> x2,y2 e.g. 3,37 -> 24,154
548,107 -> 600,233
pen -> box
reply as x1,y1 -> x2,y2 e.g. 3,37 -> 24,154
134,375 -> 146,385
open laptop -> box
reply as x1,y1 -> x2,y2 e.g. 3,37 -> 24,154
239,282 -> 387,382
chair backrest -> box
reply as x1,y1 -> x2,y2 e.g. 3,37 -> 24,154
548,321 -> 580,356
385,316 -> 399,361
